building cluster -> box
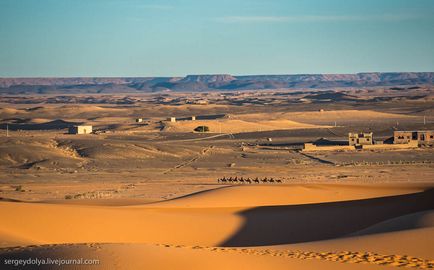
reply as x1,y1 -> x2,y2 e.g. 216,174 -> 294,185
165,116 -> 196,123
67,116 -> 200,135
304,130 -> 432,151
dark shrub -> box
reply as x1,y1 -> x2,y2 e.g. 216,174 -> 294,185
194,126 -> 210,132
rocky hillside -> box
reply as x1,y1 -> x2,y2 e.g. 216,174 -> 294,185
1,72 -> 433,94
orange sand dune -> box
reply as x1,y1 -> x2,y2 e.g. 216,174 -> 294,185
161,109 -> 413,133
1,243 -> 393,270
163,119 -> 329,133
280,109 -> 416,120
0,184 -> 433,269
148,184 -> 427,208
288,211 -> 434,259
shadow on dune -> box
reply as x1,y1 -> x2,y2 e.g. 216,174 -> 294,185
0,119 -> 81,131
220,188 -> 434,247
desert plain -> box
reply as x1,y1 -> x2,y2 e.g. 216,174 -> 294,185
0,85 -> 433,269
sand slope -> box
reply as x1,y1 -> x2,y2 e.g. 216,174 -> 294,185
280,110 -> 416,121
163,119 -> 329,133
0,184 -> 433,269
1,243 -> 395,270
148,184 -> 427,208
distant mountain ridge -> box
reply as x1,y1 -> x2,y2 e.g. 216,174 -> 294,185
1,72 -> 433,93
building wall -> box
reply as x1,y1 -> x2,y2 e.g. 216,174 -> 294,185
303,143 -> 354,152
363,140 -> 418,150
303,141 -> 418,152
394,131 -> 415,144
77,126 -> 92,134
418,131 -> 433,143
394,130 -> 433,144
349,132 -> 373,146
69,125 -> 92,134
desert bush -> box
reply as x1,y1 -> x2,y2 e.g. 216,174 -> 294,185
194,126 -> 210,132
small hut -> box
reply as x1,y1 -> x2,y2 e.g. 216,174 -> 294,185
69,125 -> 93,135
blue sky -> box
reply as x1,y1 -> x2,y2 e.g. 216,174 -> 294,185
0,0 -> 433,77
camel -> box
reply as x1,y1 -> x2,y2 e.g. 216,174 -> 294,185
219,176 -> 285,184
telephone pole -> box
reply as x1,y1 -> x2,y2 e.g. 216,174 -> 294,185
6,123 -> 9,137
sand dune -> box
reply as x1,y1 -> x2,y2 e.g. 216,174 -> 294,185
220,110 -> 415,123
0,107 -> 421,136
0,137 -> 83,168
351,210 -> 434,236
0,119 -> 81,131
0,184 -> 433,269
149,184 -> 427,208
163,119 -> 329,133
280,110 -> 416,121
0,104 -> 234,121
290,217 -> 434,259
0,136 -> 206,170
161,109 -> 414,133
0,107 -> 21,117
1,83 -> 433,270
1,243 -> 396,270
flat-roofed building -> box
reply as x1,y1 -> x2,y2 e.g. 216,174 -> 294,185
348,132 -> 373,146
394,130 -> 433,145
394,131 -> 417,144
416,130 -> 433,145
69,125 -> 93,135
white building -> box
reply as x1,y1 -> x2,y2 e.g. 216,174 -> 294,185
69,125 -> 93,134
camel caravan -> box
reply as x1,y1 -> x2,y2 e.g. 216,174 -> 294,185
217,176 -> 283,184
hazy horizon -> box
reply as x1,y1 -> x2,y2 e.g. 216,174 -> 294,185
2,71 -> 434,79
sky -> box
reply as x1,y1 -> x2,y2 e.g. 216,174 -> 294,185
0,0 -> 434,77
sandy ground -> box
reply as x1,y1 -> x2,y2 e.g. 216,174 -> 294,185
0,97 -> 433,269
0,184 -> 433,269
